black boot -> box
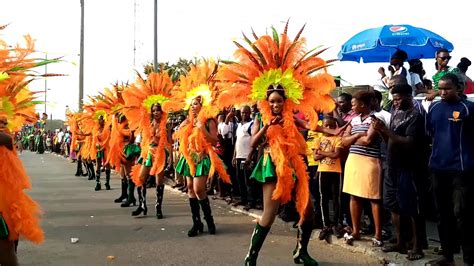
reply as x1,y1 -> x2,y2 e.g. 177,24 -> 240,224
82,161 -> 89,176
114,179 -> 128,203
188,197 -> 204,237
105,169 -> 111,190
293,221 -> 318,265
87,163 -> 95,180
75,159 -> 83,176
155,185 -> 165,219
244,223 -> 271,266
132,186 -> 147,216
121,181 -> 137,207
199,197 -> 216,235
94,169 -> 101,191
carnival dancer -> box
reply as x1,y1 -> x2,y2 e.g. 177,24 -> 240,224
122,72 -> 173,217
165,60 -> 231,236
108,114 -> 140,206
0,31 -> 57,265
217,22 -> 336,265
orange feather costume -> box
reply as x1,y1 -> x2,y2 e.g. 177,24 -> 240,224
164,60 -> 230,183
0,32 -> 50,244
217,23 -> 335,222
122,72 -> 173,186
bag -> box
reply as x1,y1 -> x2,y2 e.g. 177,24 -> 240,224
0,213 -> 9,239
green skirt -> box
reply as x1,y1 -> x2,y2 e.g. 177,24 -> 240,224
97,150 -> 105,159
123,144 -> 141,160
137,149 -> 169,168
176,155 -> 211,178
251,153 -> 277,183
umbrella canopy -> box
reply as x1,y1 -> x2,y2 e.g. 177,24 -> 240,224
338,24 -> 454,63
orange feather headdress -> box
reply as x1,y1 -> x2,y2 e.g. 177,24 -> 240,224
0,31 -> 60,132
122,72 -> 173,186
217,22 -> 336,223
165,60 -> 230,183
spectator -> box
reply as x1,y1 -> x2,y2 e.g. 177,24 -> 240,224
374,84 -> 428,261
373,90 -> 391,126
313,116 -> 344,241
333,93 -> 355,127
232,105 -> 259,210
457,57 -> 474,94
378,49 -> 409,88
426,73 -> 474,266
408,59 -> 428,96
341,91 -> 383,247
427,48 -> 459,100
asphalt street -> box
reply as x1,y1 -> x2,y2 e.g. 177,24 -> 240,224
17,151 -> 379,266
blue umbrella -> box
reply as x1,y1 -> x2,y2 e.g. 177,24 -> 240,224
338,24 -> 454,63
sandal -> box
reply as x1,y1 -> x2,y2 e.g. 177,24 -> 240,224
371,238 -> 384,247
381,244 -> 407,254
344,233 -> 355,246
406,250 -> 424,261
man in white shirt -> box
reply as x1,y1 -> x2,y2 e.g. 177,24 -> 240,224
232,106 -> 258,210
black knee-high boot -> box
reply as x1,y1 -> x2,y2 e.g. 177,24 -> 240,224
82,160 -> 89,176
293,221 -> 318,265
87,162 -> 95,180
188,197 -> 203,237
244,223 -> 271,266
95,167 -> 101,191
121,181 -> 136,207
132,186 -> 147,216
75,159 -> 83,176
114,179 -> 128,203
105,169 -> 111,190
199,198 -> 216,234
155,185 -> 165,219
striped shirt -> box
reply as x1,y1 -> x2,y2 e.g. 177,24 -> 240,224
349,115 -> 381,158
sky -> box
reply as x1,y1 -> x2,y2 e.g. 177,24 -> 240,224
1,0 -> 473,121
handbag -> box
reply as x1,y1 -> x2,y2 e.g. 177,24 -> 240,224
0,213 -> 9,239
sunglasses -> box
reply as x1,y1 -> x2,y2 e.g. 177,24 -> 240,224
438,56 -> 451,61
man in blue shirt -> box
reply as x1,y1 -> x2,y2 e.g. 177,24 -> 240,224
426,73 -> 474,266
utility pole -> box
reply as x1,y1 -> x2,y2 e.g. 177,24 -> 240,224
44,52 -> 47,115
79,0 -> 85,111
153,0 -> 158,72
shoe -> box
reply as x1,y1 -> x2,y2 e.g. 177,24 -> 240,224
120,198 -> 137,207
318,226 -> 332,241
333,225 -> 345,239
293,221 -> 319,265
131,202 -> 148,216
206,189 -> 215,195
121,182 -> 137,207
244,223 -> 271,266
94,182 -> 101,191
132,186 -> 147,216
105,182 -> 111,190
114,180 -> 128,203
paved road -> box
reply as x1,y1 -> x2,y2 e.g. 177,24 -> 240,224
17,151 -> 378,266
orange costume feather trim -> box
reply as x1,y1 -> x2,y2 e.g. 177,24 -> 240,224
217,23 -> 336,223
0,139 -> 43,243
164,60 -> 230,183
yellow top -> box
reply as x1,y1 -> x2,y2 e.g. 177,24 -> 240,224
315,135 -> 343,173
